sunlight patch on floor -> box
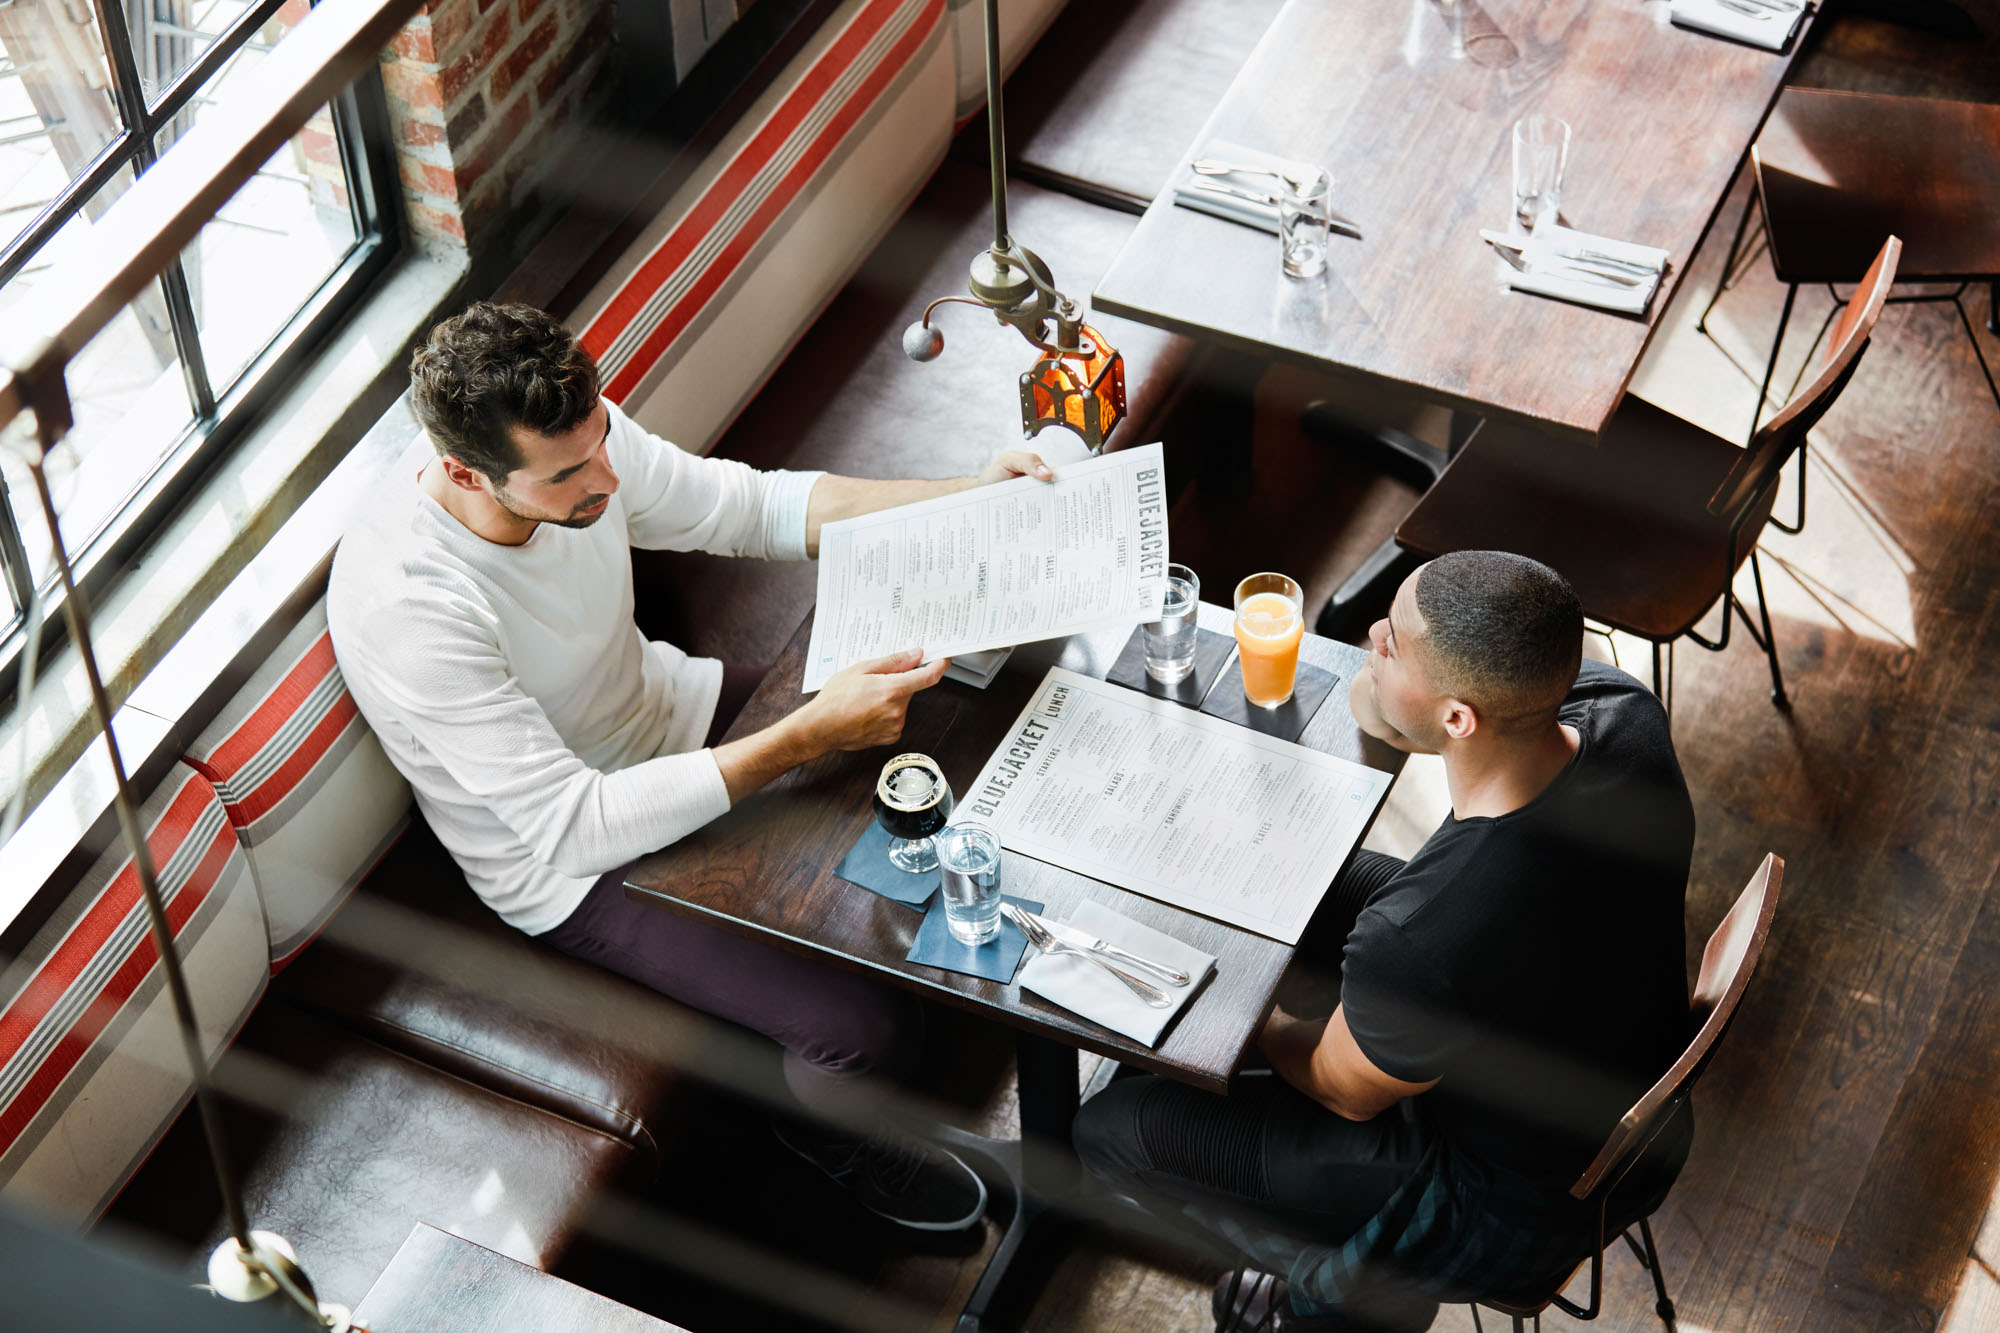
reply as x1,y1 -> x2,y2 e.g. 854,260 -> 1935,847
1940,1170 -> 2000,1333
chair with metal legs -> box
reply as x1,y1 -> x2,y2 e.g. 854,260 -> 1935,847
1395,237 -> 1900,711
1468,853 -> 1785,1333
1696,89 -> 2000,534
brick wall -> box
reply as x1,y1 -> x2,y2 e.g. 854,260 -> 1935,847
378,0 -> 617,249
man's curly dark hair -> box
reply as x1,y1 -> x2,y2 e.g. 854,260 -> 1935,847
409,302 -> 601,485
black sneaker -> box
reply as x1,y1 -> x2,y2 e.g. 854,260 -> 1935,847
1212,1269 -> 1341,1332
772,1120 -> 987,1232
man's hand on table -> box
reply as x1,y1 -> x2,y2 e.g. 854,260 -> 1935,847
711,649 -> 949,803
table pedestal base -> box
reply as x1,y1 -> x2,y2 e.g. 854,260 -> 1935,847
933,1033 -> 1083,1333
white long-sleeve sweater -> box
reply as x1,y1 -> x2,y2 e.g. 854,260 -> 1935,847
328,399 -> 821,934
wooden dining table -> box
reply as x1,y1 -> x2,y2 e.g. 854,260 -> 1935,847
623,602 -> 1403,1331
1092,0 -> 1817,445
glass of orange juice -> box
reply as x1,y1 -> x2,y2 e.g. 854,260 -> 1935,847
1233,573 -> 1304,708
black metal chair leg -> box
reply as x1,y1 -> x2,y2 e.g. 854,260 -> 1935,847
1951,289 -> 2000,411
1697,190 -> 1764,335
1751,283 -> 1798,442
1988,279 -> 1996,336
1637,1216 -> 1678,1331
1743,550 -> 1788,709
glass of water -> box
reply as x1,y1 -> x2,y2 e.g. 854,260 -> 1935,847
1279,167 -> 1333,279
1511,114 -> 1570,233
935,823 -> 1003,946
1144,563 -> 1201,684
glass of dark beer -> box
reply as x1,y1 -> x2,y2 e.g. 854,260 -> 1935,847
874,753 -> 954,874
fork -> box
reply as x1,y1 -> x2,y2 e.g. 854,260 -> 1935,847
1190,158 -> 1316,194
1003,903 -> 1172,1008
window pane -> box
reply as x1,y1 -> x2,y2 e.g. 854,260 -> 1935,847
170,101 -> 359,392
137,0 -> 295,111
0,0 -> 123,255
0,166 -> 195,588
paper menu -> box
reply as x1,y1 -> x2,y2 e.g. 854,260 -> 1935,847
802,444 -> 1171,692
961,667 -> 1392,944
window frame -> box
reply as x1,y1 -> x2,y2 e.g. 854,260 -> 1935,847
0,0 -> 402,698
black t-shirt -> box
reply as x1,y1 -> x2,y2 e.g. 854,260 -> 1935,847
1341,660 -> 1696,1219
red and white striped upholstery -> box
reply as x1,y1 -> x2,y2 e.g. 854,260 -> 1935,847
0,770 -> 267,1223
184,602 -> 410,970
574,0 -> 954,453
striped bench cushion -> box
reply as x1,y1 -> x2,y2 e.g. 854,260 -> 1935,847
185,601 -> 410,969
0,770 -> 267,1223
575,0 -> 953,453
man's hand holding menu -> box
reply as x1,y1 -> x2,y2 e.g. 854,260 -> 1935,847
803,444 -> 1172,692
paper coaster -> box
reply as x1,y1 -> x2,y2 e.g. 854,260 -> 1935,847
1199,660 -> 1340,741
835,823 -> 940,907
906,893 -> 1044,982
1104,625 -> 1236,707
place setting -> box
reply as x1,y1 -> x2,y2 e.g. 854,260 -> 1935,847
1169,139 -> 1362,280
1484,114 -> 1670,315
835,752 -> 1217,1040
1667,0 -> 1810,52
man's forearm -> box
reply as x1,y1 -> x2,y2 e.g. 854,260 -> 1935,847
1259,1011 -> 1382,1122
711,710 -> 822,803
802,474 -> 977,556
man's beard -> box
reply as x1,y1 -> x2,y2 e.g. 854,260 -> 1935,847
494,486 -> 611,529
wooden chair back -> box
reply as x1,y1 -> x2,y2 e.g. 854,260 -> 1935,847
1708,238 -> 1901,523
1569,854 -> 1785,1201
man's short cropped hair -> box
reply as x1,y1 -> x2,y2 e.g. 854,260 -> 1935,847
1414,551 -> 1583,728
409,302 -> 601,485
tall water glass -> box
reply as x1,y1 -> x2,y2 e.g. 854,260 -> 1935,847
1279,167 -> 1334,279
936,823 -> 1003,946
1144,563 -> 1201,684
1234,572 -> 1304,709
1511,114 -> 1570,233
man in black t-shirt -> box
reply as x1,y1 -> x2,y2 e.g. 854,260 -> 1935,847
1073,552 -> 1696,1332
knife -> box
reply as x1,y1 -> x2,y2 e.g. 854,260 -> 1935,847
1187,180 -> 1364,240
1022,910 -> 1192,987
1485,236 -> 1639,288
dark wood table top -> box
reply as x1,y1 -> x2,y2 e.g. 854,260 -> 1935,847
1755,89 -> 2000,284
352,1224 -> 690,1333
1091,0 -> 1812,443
625,604 -> 1405,1093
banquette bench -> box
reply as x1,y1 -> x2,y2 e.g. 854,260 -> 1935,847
1,0 -> 1282,1314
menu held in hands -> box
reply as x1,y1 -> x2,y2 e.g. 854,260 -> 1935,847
963,668 -> 1392,944
802,443 -> 1171,692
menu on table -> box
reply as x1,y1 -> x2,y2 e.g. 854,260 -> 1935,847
960,668 -> 1391,944
803,443 -> 1170,692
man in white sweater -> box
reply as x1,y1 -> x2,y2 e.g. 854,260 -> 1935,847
329,302 -> 1056,1231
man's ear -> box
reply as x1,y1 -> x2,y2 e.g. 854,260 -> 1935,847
437,455 -> 490,493
1440,697 -> 1479,742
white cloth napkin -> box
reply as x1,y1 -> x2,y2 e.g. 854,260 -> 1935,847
1670,0 -> 1806,52
1169,140 -> 1322,237
1493,224 -> 1670,315
1018,901 -> 1217,1046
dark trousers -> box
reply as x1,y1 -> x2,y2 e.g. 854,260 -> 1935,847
1073,852 -> 1428,1290
542,663 -> 923,1118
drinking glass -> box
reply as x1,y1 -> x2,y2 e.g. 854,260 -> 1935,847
1234,573 -> 1304,709
1511,114 -> 1570,233
1143,563 -> 1201,684
874,753 -> 953,874
935,823 -> 1003,946
1279,167 -> 1334,279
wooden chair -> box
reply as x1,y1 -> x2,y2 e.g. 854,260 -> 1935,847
1469,853 -> 1786,1333
1395,237 -> 1901,711
1697,89 -> 1999,532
